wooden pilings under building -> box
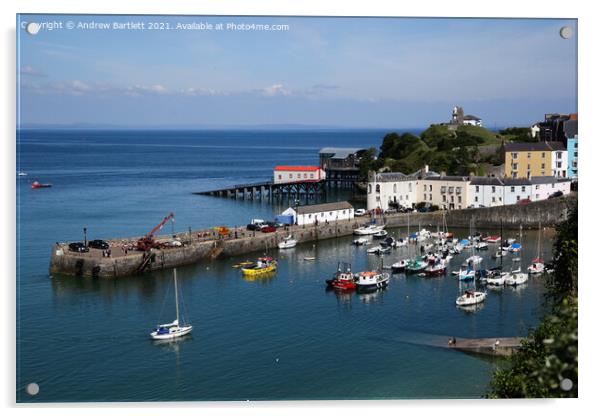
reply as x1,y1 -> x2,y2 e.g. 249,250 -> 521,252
194,180 -> 326,202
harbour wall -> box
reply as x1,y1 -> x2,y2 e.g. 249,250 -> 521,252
49,195 -> 575,278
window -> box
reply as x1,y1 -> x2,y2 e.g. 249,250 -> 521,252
527,152 -> 531,159
424,193 -> 427,200
476,185 -> 480,192
535,185 -> 539,190
492,186 -> 496,192
405,195 -> 409,200
393,184 -> 397,193
527,172 -> 531,179
575,142 -> 578,149
297,174 -> 301,178
512,172 -> 517,179
527,164 -> 530,170
304,173 -> 307,178
541,152 -> 545,158
429,185 -> 433,191
310,173 -> 314,178
521,186 -> 526,192
511,152 -> 518,159
289,174 -> 293,179
368,184 -> 372,193
423,184 -> 427,191
516,195 -> 520,201
456,187 -> 461,194
443,195 -> 447,202
376,184 -> 380,193
512,163 -> 518,170
474,196 -> 478,202
408,183 -> 412,191
451,195 -> 454,202
541,163 -> 545,169
320,213 -> 324,217
556,152 -> 562,158
429,194 -> 432,201
541,171 -> 545,176
574,152 -> 578,157
458,196 -> 462,203
278,174 -> 282,179
511,186 -> 515,193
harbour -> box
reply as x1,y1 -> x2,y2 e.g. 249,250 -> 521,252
17,129 -> 560,402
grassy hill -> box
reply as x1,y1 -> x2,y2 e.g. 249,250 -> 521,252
359,124 -> 504,178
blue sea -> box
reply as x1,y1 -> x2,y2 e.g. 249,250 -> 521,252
16,129 -> 549,402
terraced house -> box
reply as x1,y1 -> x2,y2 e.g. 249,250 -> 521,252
503,141 -> 566,179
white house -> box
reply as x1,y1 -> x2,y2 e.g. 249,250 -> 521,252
469,177 -> 505,207
530,177 -> 571,201
273,166 -> 325,184
366,172 -> 418,211
282,201 -> 354,226
550,148 -> 568,178
462,115 -> 483,127
502,178 -> 533,204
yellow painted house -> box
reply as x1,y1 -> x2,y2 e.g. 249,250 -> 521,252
503,142 -> 565,179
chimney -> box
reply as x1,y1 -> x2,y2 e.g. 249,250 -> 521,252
424,164 -> 429,173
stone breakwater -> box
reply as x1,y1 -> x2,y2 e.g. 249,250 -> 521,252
49,195 -> 575,278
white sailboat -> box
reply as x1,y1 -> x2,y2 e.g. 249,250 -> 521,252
528,221 -> 545,274
278,235 -> 297,249
150,269 -> 193,340
505,258 -> 528,286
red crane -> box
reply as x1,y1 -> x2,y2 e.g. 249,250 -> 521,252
136,212 -> 175,251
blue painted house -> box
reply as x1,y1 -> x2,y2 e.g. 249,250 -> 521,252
564,118 -> 578,179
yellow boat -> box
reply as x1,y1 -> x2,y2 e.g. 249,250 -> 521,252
241,257 -> 277,276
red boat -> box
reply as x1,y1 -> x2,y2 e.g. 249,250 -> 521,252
325,262 -> 356,290
425,263 -> 446,276
31,181 -> 52,189
483,235 -> 501,243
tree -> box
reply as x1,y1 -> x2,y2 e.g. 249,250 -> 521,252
357,147 -> 377,180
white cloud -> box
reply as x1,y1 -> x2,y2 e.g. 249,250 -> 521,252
20,66 -> 46,77
258,84 -> 291,97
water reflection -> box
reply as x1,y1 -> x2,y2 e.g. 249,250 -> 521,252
456,303 -> 485,314
242,271 -> 277,285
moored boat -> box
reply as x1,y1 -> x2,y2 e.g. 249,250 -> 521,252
527,258 -> 545,274
31,181 -> 52,189
390,259 -> 409,273
456,290 -> 487,306
372,229 -> 388,239
352,237 -> 369,246
325,262 -> 356,290
405,257 -> 428,273
241,257 -> 277,276
353,224 -> 385,235
278,235 -> 297,249
425,262 -> 446,276
150,269 -> 193,340
355,271 -> 390,291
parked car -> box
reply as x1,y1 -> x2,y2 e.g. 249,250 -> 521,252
354,209 -> 367,216
548,191 -> 564,199
384,208 -> 397,214
69,242 -> 89,253
247,223 -> 261,231
266,221 -> 282,228
417,207 -> 431,213
517,198 -> 532,205
261,226 -> 277,233
88,239 -> 109,250
468,203 -> 486,209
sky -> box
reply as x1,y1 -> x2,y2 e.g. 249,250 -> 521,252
17,15 -> 578,129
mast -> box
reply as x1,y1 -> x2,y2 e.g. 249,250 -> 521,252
537,220 -> 541,259
174,268 -> 179,324
500,219 -> 503,269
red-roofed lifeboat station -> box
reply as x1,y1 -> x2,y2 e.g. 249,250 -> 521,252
273,166 -> 325,184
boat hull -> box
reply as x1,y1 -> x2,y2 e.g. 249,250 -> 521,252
241,264 -> 277,276
150,325 -> 193,340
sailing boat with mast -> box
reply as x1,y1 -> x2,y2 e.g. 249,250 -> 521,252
505,225 -> 528,286
486,220 -> 506,286
150,268 -> 193,340
466,217 -> 483,266
528,221 -> 545,274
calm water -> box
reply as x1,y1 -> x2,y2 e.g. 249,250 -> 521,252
16,129 -> 550,402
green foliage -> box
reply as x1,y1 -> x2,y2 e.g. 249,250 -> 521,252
488,202 -> 578,398
357,147 -> 378,180
488,298 -> 578,398
547,199 -> 578,304
499,127 -> 536,143
374,125 -> 502,177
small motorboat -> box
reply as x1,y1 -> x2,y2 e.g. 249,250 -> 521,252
241,257 -> 277,276
425,263 -> 446,276
527,258 -> 545,274
278,235 -> 297,249
380,236 -> 396,247
390,259 -> 409,273
475,242 -> 489,250
352,238 -> 369,246
456,290 -> 487,306
457,264 -> 475,281
304,256 -> 316,261
355,271 -> 390,291
232,260 -> 254,269
506,243 -> 522,253
484,236 -> 501,243
405,257 -> 428,273
18,171 -> 28,176
368,246 -> 391,255
372,230 -> 388,239
353,224 -> 385,235
31,181 -> 52,189
326,263 -> 356,290
466,255 -> 483,266
486,270 -> 507,286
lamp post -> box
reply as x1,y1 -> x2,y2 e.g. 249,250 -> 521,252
294,198 -> 300,226
83,227 -> 87,246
